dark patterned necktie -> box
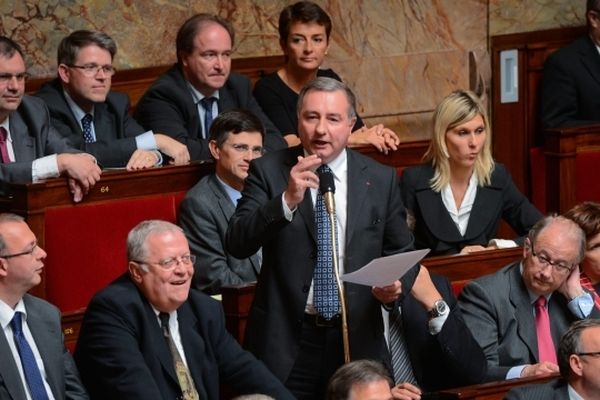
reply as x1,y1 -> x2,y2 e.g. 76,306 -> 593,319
11,312 -> 50,400
200,97 -> 216,138
81,114 -> 94,143
389,306 -> 417,385
158,312 -> 199,400
312,164 -> 340,319
0,126 -> 11,163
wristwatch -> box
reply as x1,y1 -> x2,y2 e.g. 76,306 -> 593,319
428,299 -> 449,319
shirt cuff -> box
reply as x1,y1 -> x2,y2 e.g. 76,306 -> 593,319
568,292 -> 594,318
32,154 -> 60,182
281,193 -> 296,221
428,311 -> 450,335
135,130 -> 157,150
488,239 -> 518,249
507,365 -> 526,379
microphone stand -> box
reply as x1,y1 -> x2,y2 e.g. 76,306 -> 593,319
323,192 -> 351,363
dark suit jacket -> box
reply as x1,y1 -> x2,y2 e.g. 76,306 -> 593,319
74,274 -> 293,400
541,35 -> 600,128
226,146 -> 415,383
505,378 -> 569,400
400,163 -> 542,256
0,96 -> 79,184
398,274 -> 487,392
134,64 -> 286,160
0,294 -> 88,400
458,262 -> 588,382
35,79 -> 145,168
179,174 -> 261,294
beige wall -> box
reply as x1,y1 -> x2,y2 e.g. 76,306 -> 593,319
0,0 -> 587,141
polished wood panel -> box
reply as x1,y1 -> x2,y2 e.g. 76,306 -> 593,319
435,374 -> 558,399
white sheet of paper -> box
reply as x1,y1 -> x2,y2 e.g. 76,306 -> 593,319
340,249 -> 430,287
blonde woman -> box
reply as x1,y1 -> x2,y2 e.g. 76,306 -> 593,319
400,90 -> 542,256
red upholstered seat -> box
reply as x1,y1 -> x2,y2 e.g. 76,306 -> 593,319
576,152 -> 600,203
44,192 -> 187,311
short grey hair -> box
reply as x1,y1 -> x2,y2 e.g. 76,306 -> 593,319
527,215 -> 586,264
297,77 -> 357,120
0,213 -> 25,255
326,360 -> 392,400
127,220 -> 183,265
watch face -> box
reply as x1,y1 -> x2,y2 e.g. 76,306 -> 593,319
436,300 -> 448,314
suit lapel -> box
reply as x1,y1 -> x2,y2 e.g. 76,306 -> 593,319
178,303 -> 209,399
346,150 -> 369,250
508,264 -> 538,360
9,112 -> 35,162
463,184 -> 502,240
0,323 -> 27,400
93,103 -> 114,142
145,305 -> 181,388
579,36 -> 600,88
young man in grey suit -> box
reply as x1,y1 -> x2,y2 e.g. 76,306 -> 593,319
35,30 -> 189,169
459,216 -> 600,382
506,319 -> 600,400
0,37 -> 100,202
179,109 -> 263,294
135,13 -> 286,161
0,213 -> 88,400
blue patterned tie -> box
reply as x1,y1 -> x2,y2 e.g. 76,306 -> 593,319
200,97 -> 217,138
389,306 -> 417,385
313,164 -> 340,319
81,113 -> 94,143
10,312 -> 50,400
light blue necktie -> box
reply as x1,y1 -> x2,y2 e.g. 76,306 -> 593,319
313,164 -> 340,319
81,113 -> 94,143
11,312 -> 50,400
200,97 -> 216,138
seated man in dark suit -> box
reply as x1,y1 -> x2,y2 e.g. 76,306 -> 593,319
506,319 -> 600,400
35,30 -> 189,169
74,220 -> 293,400
134,13 -> 286,160
0,36 -> 100,202
540,0 -> 600,128
0,213 -> 88,400
326,360 -> 393,400
459,216 -> 599,382
179,110 -> 263,294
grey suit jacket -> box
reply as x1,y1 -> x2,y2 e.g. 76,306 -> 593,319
0,96 -> 79,184
0,294 -> 88,400
35,78 -> 145,168
505,379 -> 569,400
179,174 -> 261,294
459,262 -> 581,382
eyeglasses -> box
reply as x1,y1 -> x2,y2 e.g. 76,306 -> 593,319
0,72 -> 29,84
228,143 -> 264,157
576,352 -> 600,357
0,243 -> 38,259
529,242 -> 574,274
68,64 -> 116,77
132,254 -> 196,270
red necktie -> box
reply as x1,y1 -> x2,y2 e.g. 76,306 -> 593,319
535,296 -> 557,363
0,126 -> 11,163
580,273 -> 600,310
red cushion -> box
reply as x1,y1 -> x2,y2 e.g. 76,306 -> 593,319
44,193 -> 185,312
576,152 -> 600,203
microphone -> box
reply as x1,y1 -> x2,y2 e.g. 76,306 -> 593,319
318,168 -> 336,215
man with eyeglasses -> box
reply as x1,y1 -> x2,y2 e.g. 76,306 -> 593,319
179,110 -> 264,294
0,36 -> 100,202
35,30 -> 190,169
0,213 -> 89,399
74,219 -> 293,399
506,319 -> 600,399
459,216 -> 600,382
541,0 -> 600,128
135,13 -> 286,161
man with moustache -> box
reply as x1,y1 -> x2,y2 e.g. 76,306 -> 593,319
0,37 -> 100,202
179,110 -> 264,294
36,30 -> 189,169
135,13 -> 286,161
0,213 -> 88,399
74,220 -> 293,400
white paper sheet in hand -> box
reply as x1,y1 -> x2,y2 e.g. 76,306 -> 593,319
340,249 -> 430,287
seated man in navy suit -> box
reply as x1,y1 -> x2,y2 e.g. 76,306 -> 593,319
36,30 -> 189,169
0,213 -> 88,399
135,13 -> 286,160
179,110 -> 263,294
74,220 -> 293,400
0,36 -> 100,202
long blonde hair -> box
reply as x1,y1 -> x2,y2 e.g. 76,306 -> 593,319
424,90 -> 494,192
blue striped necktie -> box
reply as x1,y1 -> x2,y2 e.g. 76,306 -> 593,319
389,306 -> 417,385
11,312 -> 50,400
